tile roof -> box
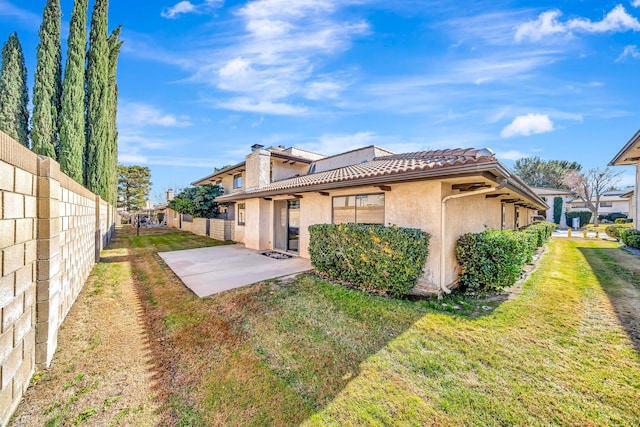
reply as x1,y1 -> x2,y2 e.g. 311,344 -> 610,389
217,148 -> 498,200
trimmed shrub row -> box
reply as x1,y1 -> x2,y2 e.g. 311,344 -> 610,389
605,223 -> 633,240
565,210 -> 592,227
615,218 -> 633,224
308,223 -> 430,297
455,221 -> 556,292
621,229 -> 640,249
599,212 -> 627,223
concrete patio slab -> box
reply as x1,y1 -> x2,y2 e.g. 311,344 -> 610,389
158,244 -> 312,297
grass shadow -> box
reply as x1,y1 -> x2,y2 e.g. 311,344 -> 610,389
579,246 -> 640,355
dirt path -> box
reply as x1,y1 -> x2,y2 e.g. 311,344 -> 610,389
10,233 -> 159,426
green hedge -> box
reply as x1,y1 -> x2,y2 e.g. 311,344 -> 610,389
565,210 -> 592,228
615,218 -> 633,224
553,197 -> 563,225
605,223 -> 633,240
456,221 -> 556,292
308,224 -> 430,297
621,229 -> 640,249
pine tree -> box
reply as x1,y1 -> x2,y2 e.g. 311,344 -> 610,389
31,0 -> 62,158
85,0 -> 110,198
105,26 -> 123,205
59,0 -> 88,182
0,33 -> 29,146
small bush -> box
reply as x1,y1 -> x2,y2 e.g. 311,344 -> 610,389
605,223 -> 633,240
606,212 -> 627,222
308,223 -> 430,297
456,221 -> 555,292
521,221 -> 556,246
621,229 -> 640,249
565,210 -> 592,228
615,218 -> 632,224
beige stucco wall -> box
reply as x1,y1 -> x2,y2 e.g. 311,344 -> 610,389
298,193 -> 335,259
271,161 -> 308,182
242,198 -> 272,250
443,193 -> 502,286
245,150 -> 270,189
312,146 -> 379,173
238,180 -> 540,291
385,181 -> 443,287
219,174 -> 239,195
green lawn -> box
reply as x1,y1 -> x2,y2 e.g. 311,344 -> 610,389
124,229 -> 640,425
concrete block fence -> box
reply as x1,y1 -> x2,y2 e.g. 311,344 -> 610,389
0,132 -> 115,425
166,208 -> 234,241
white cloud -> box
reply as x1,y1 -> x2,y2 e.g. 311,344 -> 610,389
296,131 -> 386,155
633,0 -> 640,8
0,0 -> 41,29
162,1 -> 197,18
515,10 -> 567,42
495,149 -> 533,160
161,0 -> 223,19
616,45 -> 640,61
216,98 -> 308,115
500,113 -> 554,138
201,0 -> 369,112
118,102 -> 192,128
304,80 -> 343,100
515,5 -> 640,42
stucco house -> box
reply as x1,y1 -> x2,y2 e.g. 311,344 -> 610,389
610,130 -> 640,228
567,188 -> 634,218
193,145 -> 547,293
621,188 -> 634,220
531,187 -> 574,227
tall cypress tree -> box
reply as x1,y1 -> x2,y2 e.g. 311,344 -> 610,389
31,0 -> 62,158
85,0 -> 110,198
59,0 -> 88,182
0,33 -> 29,146
105,25 -> 123,205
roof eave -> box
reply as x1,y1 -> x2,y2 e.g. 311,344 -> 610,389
217,161 -> 548,210
609,129 -> 640,166
191,161 -> 246,186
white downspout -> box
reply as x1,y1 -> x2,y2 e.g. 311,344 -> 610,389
439,180 -> 507,294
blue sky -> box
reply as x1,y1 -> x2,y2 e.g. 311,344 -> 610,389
2,0 -> 639,201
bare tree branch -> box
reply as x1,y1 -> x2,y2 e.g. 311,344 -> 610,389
563,167 -> 623,226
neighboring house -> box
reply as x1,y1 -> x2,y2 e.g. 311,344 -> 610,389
609,129 -> 640,228
566,188 -> 634,217
531,187 -> 574,227
621,188 -> 634,220
193,145 -> 547,293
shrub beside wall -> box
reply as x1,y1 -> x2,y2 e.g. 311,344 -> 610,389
605,223 -> 633,240
309,224 -> 430,297
455,221 -> 556,292
565,210 -> 592,227
621,229 -> 640,249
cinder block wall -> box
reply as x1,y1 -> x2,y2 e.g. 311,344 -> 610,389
210,218 -> 234,241
192,218 -> 207,236
0,132 -> 114,425
0,135 -> 38,426
165,209 -> 234,241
